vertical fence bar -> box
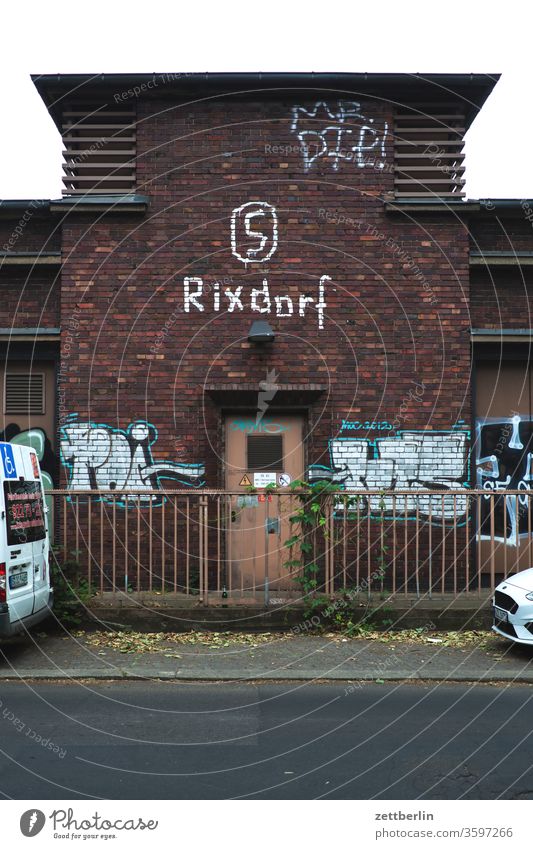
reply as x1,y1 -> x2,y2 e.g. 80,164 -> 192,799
415,500 -> 420,599
198,498 -> 204,600
324,496 -> 330,595
465,495 -> 470,594
74,495 -> 79,568
203,495 -> 209,605
356,496 -> 361,591
367,497 -> 371,598
62,494 -> 68,562
441,495 -> 446,595
514,494 -> 520,572
404,495 -> 408,595
526,490 -> 531,563
186,497 -> 190,595
112,495 -> 116,595
99,498 -> 104,595
343,496 -> 347,592
161,494 -> 165,594
323,495 -> 328,595
453,494 -> 457,597
124,494 -> 128,593
380,500 -> 385,594
503,494 -> 508,582
148,495 -> 153,592
264,495 -> 270,606
277,494 -> 283,597
392,495 -> 397,596
428,497 -> 432,598
328,495 -> 335,595
491,493 -> 496,592
252,494 -> 257,600
173,496 -> 178,593
87,497 -> 92,592
136,495 -> 141,593
477,495 -> 482,595
217,495 -> 221,594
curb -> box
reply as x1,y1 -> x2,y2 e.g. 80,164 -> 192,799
83,604 -> 493,633
1,669 -> 532,683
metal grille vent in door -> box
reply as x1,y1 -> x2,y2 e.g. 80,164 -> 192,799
4,373 -> 45,414
247,435 -> 283,470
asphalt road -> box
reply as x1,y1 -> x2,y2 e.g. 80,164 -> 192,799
1,681 -> 533,800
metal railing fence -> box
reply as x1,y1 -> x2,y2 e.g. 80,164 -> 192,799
49,488 -> 531,603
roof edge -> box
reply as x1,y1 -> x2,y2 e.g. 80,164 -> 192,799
32,72 -> 500,131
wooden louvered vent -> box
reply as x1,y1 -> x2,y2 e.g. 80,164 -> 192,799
62,107 -> 136,195
394,107 -> 466,198
4,373 -> 45,415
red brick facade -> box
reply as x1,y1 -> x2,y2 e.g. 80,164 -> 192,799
54,92 -> 475,488
2,73 -> 533,592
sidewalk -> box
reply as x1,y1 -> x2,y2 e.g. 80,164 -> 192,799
1,628 -> 532,683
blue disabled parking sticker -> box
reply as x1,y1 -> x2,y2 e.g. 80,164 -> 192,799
1,444 -> 17,479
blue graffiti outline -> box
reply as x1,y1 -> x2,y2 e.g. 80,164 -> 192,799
339,420 -> 394,433
309,426 -> 471,525
60,414 -> 205,505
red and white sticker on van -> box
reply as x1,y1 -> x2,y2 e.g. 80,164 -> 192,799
30,452 -> 40,479
4,480 -> 46,546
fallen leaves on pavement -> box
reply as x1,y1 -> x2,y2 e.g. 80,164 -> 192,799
326,629 -> 500,650
75,630 -> 284,653
74,627 -> 501,655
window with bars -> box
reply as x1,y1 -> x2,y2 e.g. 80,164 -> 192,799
4,373 -> 45,415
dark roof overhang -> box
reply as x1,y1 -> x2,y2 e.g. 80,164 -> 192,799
31,72 -> 500,131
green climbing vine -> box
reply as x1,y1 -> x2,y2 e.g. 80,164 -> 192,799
279,481 -> 391,622
280,479 -> 340,609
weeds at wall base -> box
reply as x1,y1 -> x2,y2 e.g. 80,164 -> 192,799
50,547 -> 96,627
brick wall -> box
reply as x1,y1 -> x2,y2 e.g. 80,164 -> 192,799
0,212 -> 60,254
470,267 -> 533,329
0,214 -> 60,329
470,211 -> 533,253
58,91 -> 471,499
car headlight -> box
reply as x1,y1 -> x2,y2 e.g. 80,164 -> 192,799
526,592 -> 533,601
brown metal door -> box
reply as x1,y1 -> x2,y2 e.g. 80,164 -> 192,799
476,360 -> 533,575
225,414 -> 304,599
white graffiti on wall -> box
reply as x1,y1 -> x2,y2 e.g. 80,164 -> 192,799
310,430 -> 469,519
60,417 -> 204,499
231,201 -> 278,265
183,273 -> 329,329
290,101 -> 388,173
476,415 -> 533,545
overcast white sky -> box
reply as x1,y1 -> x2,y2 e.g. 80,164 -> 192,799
0,0 -> 531,200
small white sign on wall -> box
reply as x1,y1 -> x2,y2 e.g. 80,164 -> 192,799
253,472 -> 277,488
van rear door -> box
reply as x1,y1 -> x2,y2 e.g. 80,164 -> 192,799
20,448 -> 49,614
0,444 -> 35,624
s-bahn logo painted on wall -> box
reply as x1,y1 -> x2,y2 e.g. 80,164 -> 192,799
180,199 -> 330,329
231,201 -> 278,265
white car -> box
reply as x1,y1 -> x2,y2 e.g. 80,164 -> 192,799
493,569 -> 533,644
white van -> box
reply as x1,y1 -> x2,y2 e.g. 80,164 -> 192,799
0,441 -> 53,637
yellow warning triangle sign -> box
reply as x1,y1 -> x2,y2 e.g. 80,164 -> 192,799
239,474 -> 252,486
